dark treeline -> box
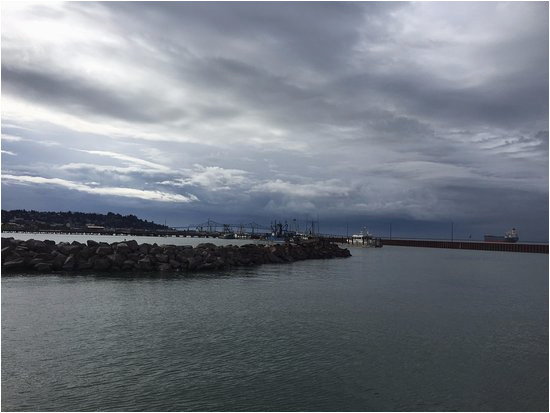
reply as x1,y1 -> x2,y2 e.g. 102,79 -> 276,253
1,210 -> 168,231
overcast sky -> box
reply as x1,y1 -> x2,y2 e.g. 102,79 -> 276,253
1,1 -> 548,240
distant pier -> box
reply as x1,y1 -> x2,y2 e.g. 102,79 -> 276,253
313,235 -> 548,254
379,238 -> 548,254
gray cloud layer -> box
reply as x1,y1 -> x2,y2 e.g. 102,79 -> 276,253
1,2 -> 548,240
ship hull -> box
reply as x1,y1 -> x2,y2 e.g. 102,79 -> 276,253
484,235 -> 519,243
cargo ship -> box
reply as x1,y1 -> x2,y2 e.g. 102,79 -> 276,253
484,228 -> 519,243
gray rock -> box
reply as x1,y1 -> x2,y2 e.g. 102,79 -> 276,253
93,258 -> 111,271
59,243 -> 79,255
52,253 -> 67,270
138,244 -> 151,254
107,253 -> 126,266
79,247 -> 92,259
96,246 -> 112,256
35,252 -> 53,260
158,263 -> 172,272
115,243 -> 130,254
215,257 -> 226,269
187,257 -> 198,271
31,257 -> 52,266
150,247 -> 162,255
127,252 -> 140,261
1,238 -> 15,248
35,263 -> 52,272
63,254 -> 76,270
155,254 -> 169,263
197,243 -> 216,250
77,261 -> 93,270
26,240 -> 51,253
178,258 -> 189,271
138,257 -> 152,270
3,259 -> 25,270
178,249 -> 194,259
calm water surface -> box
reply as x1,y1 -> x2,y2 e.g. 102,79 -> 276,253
2,235 -> 548,411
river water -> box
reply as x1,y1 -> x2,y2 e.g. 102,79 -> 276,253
2,234 -> 548,411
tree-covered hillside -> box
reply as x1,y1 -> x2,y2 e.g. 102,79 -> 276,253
1,210 -> 168,230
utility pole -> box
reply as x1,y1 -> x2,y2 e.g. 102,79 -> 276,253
317,213 -> 320,235
451,221 -> 454,242
390,223 -> 392,240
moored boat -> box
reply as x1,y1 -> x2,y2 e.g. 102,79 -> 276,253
351,227 -> 383,247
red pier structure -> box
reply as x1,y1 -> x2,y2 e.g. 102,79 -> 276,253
381,239 -> 548,254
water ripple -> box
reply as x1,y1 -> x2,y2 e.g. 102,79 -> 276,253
2,247 -> 548,411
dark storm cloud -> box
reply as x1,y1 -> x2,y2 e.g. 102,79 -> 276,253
99,1 -> 367,71
1,2 -> 548,240
1,65 -> 186,124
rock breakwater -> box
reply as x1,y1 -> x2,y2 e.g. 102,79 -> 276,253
1,237 -> 351,274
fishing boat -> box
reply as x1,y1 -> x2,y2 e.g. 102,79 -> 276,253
352,227 -> 373,241
351,227 -> 382,247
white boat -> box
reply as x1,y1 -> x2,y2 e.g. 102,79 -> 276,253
351,227 -> 382,247
352,227 -> 373,240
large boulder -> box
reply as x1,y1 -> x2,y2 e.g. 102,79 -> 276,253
126,252 -> 140,261
26,239 -> 52,253
63,254 -> 76,270
3,259 -> 25,270
187,257 -> 198,271
177,249 -> 194,259
78,246 -> 93,259
35,262 -> 52,272
59,243 -> 81,256
93,257 -> 111,271
51,252 -> 68,270
96,246 -> 112,256
137,257 -> 152,270
125,240 -> 139,251
158,263 -> 172,272
197,243 -> 217,250
115,243 -> 130,254
77,260 -> 93,270
107,253 -> 125,266
204,253 -> 216,264
155,254 -> 169,263
138,244 -> 151,254
1,238 -> 15,248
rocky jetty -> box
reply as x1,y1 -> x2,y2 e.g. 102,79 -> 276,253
1,237 -> 351,274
